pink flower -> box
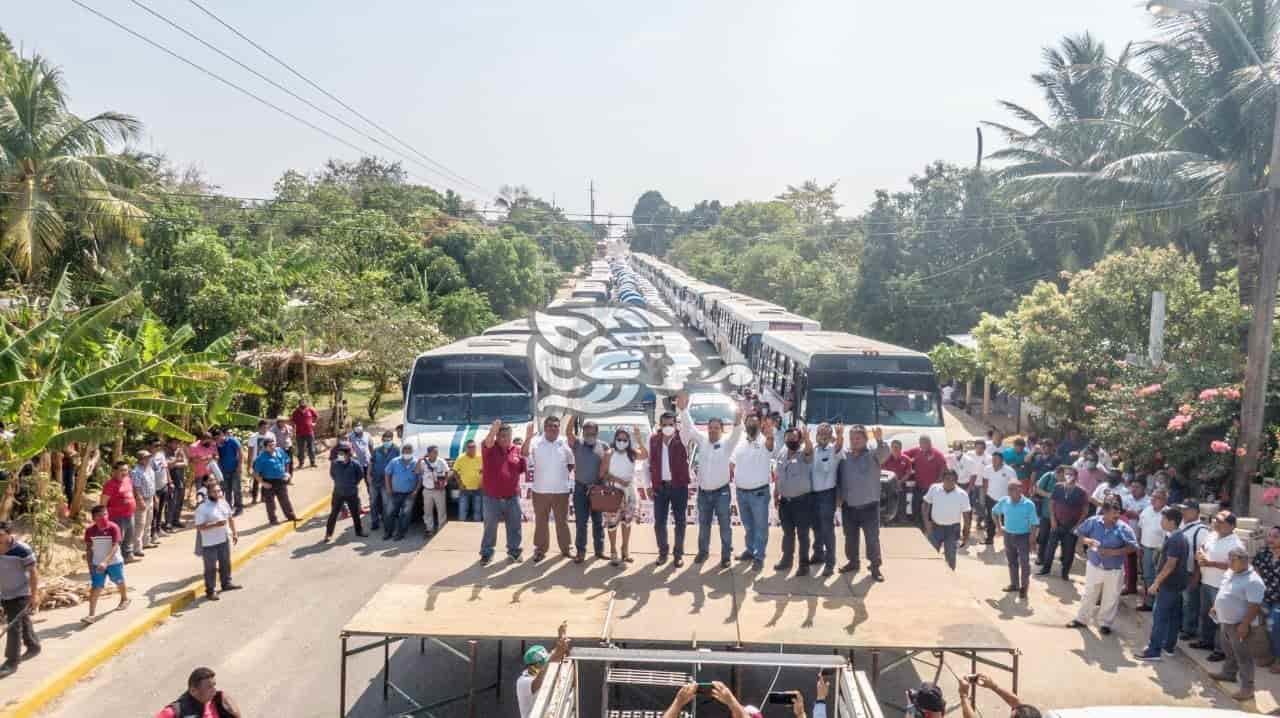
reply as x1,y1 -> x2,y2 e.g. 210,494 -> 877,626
1095,377 -> 1109,386
1236,447 -> 1248,457
1084,405 -> 1097,414
1167,415 -> 1191,432
1210,440 -> 1231,454
1087,383 -> 1097,392
1223,388 -> 1241,401
1179,404 -> 1193,416
1264,486 -> 1280,507
1136,383 -> 1162,397
1199,388 -> 1220,401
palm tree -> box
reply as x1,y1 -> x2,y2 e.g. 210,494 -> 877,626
0,55 -> 147,281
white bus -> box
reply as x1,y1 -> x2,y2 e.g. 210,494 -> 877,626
707,294 -> 820,368
756,330 -> 946,449
402,336 -> 536,460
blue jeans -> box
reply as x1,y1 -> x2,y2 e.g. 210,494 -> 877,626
366,477 -> 386,529
481,495 -> 522,560
573,482 -> 604,555
1182,583 -> 1201,636
1140,547 -> 1159,607
929,523 -> 962,569
809,488 -> 837,567
1144,587 -> 1184,655
1267,603 -> 1280,658
652,483 -> 688,558
222,468 -> 243,511
696,486 -> 732,559
458,489 -> 484,522
384,492 -> 414,538
737,486 -> 771,560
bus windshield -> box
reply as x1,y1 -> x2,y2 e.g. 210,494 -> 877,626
805,384 -> 942,427
407,356 -> 533,425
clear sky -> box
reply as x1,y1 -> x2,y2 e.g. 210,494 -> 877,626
6,1 -> 1155,219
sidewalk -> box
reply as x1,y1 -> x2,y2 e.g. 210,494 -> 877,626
0,460 -> 335,718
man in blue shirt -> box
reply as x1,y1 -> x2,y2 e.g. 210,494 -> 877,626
1136,506 -> 1190,661
992,481 -> 1038,598
212,429 -> 244,516
368,431 -> 399,534
383,445 -> 422,541
251,436 -> 296,524
1000,438 -> 1029,485
1068,495 -> 1138,634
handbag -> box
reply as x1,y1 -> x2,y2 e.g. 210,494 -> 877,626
589,483 -> 624,513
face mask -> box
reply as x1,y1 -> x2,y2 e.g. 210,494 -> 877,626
785,439 -> 801,451
584,436 -> 597,446
402,453 -> 414,462
661,426 -> 675,437
354,430 -> 363,436
615,439 -> 629,450
383,441 -> 393,448
339,455 -> 350,463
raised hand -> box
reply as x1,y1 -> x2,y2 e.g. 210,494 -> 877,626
872,426 -> 884,442
675,391 -> 690,411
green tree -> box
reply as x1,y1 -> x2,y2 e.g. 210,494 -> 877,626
435,287 -> 498,338
630,190 -> 679,256
0,55 -> 146,281
776,179 -> 841,225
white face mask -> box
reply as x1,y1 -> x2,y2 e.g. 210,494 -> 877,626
615,439 -> 630,450
661,426 -> 675,437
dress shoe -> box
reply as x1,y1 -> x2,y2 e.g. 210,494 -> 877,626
1231,689 -> 1255,701
1066,620 -> 1086,629
656,554 -> 668,566
774,561 -> 793,572
20,646 -> 40,661
1035,569 -> 1050,576
871,569 -> 885,582
1002,585 -> 1019,592
1188,641 -> 1215,650
737,550 -> 754,561
796,565 -> 810,577
821,565 -> 835,577
672,556 -> 684,568
720,557 -> 732,569
479,555 -> 492,566
1209,671 -> 1237,682
1136,605 -> 1153,612
1100,626 -> 1113,635
1207,651 -> 1226,662
807,554 -> 826,565
839,562 -> 859,574
222,583 -> 243,591
1018,589 -> 1028,599
694,553 -> 709,563
751,559 -> 764,572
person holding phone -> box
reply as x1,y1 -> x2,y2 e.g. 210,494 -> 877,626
958,673 -> 1041,718
664,680 -> 762,718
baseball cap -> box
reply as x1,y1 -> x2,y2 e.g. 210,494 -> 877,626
523,645 -> 550,666
908,682 -> 946,712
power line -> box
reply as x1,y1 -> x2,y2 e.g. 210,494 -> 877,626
184,0 -> 492,198
124,0 -> 485,197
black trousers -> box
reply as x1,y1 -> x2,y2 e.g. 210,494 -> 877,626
983,496 -> 998,544
652,483 -> 688,558
2,596 -> 38,665
1036,516 -> 1053,563
778,493 -> 813,565
325,493 -> 362,537
1042,522 -> 1079,577
167,467 -> 186,527
841,501 -> 882,570
201,541 -> 232,595
261,480 -> 297,522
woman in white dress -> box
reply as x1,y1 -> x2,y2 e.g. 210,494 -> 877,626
600,427 -> 648,566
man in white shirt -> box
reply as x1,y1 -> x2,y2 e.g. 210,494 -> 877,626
923,469 -> 972,570
1090,472 -> 1131,508
1136,487 -> 1168,610
730,415 -> 774,572
677,393 -> 742,569
522,418 -> 575,562
193,482 -> 239,600
419,446 -> 450,537
1192,511 -> 1244,660
1177,503 -> 1212,641
516,622 -> 570,718
980,452 -> 1017,545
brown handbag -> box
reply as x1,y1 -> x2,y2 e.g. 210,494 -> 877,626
588,483 -> 623,513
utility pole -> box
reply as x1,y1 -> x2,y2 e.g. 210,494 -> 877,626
1149,291 -> 1166,368
589,180 -> 596,241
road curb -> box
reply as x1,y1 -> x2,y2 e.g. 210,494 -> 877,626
1,493 -> 331,718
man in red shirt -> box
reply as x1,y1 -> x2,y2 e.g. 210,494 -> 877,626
905,435 -> 948,524
290,397 -> 319,469
480,420 -> 526,565
99,461 -> 138,562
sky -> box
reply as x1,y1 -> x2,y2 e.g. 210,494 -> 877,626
6,1 -> 1156,220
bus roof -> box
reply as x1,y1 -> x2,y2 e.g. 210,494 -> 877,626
481,319 -> 534,336
714,294 -> 818,330
417,335 -> 529,361
762,330 -> 925,366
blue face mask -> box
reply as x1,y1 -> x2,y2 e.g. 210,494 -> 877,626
383,441 -> 393,449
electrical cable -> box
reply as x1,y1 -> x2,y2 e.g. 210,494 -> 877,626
184,0 -> 491,198
124,0 -> 485,197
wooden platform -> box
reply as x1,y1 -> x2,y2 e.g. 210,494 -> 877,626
342,523 -> 1011,652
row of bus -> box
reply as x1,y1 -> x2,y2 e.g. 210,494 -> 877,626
628,253 -> 947,450
399,252 -> 947,461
